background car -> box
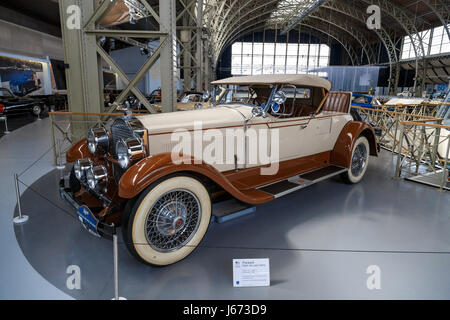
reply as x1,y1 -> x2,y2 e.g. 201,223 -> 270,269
0,87 -> 45,117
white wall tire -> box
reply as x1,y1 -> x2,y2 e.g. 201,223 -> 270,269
124,175 -> 211,266
341,136 -> 370,184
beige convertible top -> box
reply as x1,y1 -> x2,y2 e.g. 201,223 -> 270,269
211,74 -> 332,91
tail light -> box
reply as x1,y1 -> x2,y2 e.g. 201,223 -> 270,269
0,104 -> 4,113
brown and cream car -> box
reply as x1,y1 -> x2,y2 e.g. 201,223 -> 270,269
60,74 -> 378,266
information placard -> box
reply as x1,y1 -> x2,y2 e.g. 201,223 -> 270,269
233,259 -> 270,288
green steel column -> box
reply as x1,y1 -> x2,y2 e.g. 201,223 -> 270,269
160,0 -> 177,113
59,0 -> 103,139
196,0 -> 204,92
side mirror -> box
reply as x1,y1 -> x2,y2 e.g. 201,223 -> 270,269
202,91 -> 211,102
252,106 -> 266,118
273,91 -> 287,105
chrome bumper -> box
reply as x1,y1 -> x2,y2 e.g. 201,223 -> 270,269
59,178 -> 115,238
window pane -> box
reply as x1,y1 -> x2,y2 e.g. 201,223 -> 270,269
309,56 -> 318,68
319,57 -> 329,67
264,43 -> 275,55
263,55 -> 274,74
320,44 -> 330,56
232,55 -> 241,66
287,43 -> 298,55
252,55 -> 263,74
242,42 -> 253,54
430,45 -> 440,55
275,43 -> 286,55
309,44 -> 319,56
232,42 -> 242,55
298,56 -> 308,68
253,43 -> 263,54
299,44 -> 309,55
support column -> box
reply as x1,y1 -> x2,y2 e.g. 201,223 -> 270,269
195,0 -> 204,92
204,38 -> 210,90
160,0 -> 177,112
181,15 -> 192,91
59,0 -> 103,137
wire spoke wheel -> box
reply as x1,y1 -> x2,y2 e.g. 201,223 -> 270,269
341,136 -> 370,184
351,143 -> 368,177
352,144 -> 367,177
145,189 -> 201,253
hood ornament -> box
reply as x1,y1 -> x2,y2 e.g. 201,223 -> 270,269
116,101 -> 133,120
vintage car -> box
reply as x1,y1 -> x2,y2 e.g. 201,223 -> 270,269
60,74 -> 378,266
0,88 -> 45,117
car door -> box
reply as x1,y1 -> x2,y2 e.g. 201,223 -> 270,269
268,114 -> 313,161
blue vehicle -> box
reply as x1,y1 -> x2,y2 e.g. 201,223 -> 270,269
0,70 -> 40,96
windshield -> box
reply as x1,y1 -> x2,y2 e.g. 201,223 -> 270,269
215,85 -> 273,108
181,94 -> 202,103
0,88 -> 14,97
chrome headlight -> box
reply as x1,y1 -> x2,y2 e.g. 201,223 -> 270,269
116,137 -> 145,170
74,158 -> 93,181
86,165 -> 108,191
87,127 -> 110,154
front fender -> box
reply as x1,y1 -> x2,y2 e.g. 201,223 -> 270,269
118,153 -> 273,204
66,139 -> 90,163
331,121 -> 378,168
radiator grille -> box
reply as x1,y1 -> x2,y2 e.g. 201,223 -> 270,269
110,118 -> 134,155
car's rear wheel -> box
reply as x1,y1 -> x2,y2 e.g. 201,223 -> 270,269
341,136 -> 370,184
123,175 -> 211,266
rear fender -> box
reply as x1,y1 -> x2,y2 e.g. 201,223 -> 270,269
331,121 -> 378,168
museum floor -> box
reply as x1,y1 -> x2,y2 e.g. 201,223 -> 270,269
1,118 -> 449,300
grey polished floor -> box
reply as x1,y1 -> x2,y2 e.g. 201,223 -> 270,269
2,119 -> 450,300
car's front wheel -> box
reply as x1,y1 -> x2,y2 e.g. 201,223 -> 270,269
32,104 -> 42,116
123,175 -> 212,266
341,136 -> 370,184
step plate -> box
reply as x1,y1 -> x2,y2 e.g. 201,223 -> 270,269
212,199 -> 256,223
258,165 -> 347,199
300,165 -> 346,181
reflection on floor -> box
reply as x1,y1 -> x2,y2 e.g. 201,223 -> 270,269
13,150 -> 450,300
0,112 -> 48,139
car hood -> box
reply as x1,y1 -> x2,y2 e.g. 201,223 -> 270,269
137,105 -> 253,134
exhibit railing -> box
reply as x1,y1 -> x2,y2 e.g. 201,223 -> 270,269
353,103 -> 449,191
49,111 -> 150,167
394,120 -> 449,191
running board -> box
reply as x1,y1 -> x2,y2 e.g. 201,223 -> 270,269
257,165 -> 347,199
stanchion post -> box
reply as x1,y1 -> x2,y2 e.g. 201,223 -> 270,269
439,137 -> 450,193
4,115 -> 10,134
13,173 -> 29,224
112,227 -> 126,300
394,123 -> 405,180
56,139 -> 65,170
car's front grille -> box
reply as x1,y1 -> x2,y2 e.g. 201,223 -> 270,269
110,118 -> 134,155
110,118 -> 135,183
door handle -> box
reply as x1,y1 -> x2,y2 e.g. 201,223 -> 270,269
299,125 -> 307,130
